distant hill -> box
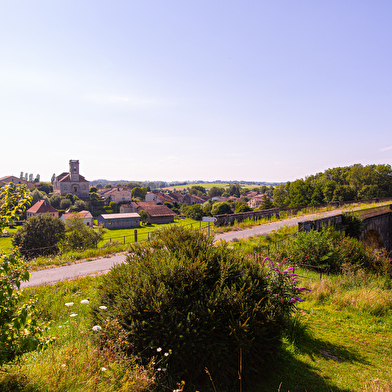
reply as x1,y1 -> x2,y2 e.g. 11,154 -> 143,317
90,179 -> 283,190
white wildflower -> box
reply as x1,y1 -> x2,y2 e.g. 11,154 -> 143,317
70,313 -> 77,317
164,352 -> 169,357
92,325 -> 102,332
101,367 -> 107,371
156,347 -> 162,352
65,302 -> 74,307
99,306 -> 107,310
80,299 -> 89,304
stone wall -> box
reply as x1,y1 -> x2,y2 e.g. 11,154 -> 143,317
214,208 -> 279,226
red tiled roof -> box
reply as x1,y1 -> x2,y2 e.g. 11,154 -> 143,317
57,173 -> 89,183
27,200 -> 58,214
135,202 -> 176,217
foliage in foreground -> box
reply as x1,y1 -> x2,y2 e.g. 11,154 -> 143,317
0,251 -> 48,367
94,226 -> 303,390
0,183 -> 47,368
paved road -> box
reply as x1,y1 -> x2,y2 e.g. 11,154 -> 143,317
21,254 -> 127,288
22,207 -> 351,288
214,208 -> 347,242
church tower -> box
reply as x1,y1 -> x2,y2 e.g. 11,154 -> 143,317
69,160 -> 80,182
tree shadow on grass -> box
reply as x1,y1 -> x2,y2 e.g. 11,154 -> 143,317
250,319 -> 371,392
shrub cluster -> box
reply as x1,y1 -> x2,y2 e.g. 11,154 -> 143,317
93,226 -> 301,390
275,229 -> 392,274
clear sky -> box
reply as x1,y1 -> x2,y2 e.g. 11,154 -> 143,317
1,1 -> 392,183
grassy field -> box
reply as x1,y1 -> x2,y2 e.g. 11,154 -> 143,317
1,266 -> 391,391
100,218 -> 209,244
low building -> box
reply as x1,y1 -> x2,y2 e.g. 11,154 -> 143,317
133,202 -> 177,224
61,210 -> 94,226
98,186 -> 133,204
97,213 -> 140,229
26,200 -> 59,219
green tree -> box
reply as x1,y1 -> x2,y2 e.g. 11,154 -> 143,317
228,184 -> 241,197
211,202 -> 232,215
60,198 -> 72,210
31,189 -> 50,205
189,185 -> 206,196
259,195 -> 273,210
12,214 -> 65,258
138,210 -> 149,225
126,182 -> 141,190
185,204 -> 204,220
73,200 -> 88,211
36,182 -> 53,195
49,193 -> 61,209
61,215 -> 104,251
272,184 -> 288,208
235,202 -> 252,213
131,187 -> 144,199
207,186 -> 224,198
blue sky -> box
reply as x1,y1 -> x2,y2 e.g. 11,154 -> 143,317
1,1 -> 391,183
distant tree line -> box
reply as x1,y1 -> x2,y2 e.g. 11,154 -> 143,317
273,164 -> 392,208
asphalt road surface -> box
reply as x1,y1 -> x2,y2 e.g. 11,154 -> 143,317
21,207 -> 351,288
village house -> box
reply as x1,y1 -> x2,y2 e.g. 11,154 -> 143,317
26,200 -> 59,219
98,186 -> 133,204
248,194 -> 272,209
183,194 -> 209,205
145,192 -> 177,205
0,175 -> 36,189
61,210 -> 94,226
52,160 -> 89,199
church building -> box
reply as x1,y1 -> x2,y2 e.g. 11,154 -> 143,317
52,160 -> 89,199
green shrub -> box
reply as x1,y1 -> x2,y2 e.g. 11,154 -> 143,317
93,226 -> 300,390
12,214 -> 66,258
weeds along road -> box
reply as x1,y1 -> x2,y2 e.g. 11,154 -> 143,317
21,207 -> 355,288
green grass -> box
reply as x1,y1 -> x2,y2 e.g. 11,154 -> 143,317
261,269 -> 392,391
2,267 -> 392,391
100,218 -> 209,244
0,277 -> 155,392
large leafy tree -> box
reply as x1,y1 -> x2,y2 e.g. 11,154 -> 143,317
61,215 -> 104,251
0,183 -> 47,367
12,214 -> 65,258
